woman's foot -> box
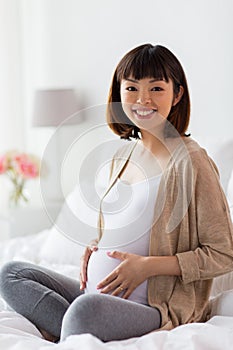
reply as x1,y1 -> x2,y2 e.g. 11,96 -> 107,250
38,327 -> 59,343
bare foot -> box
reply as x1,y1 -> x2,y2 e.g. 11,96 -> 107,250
38,327 -> 59,343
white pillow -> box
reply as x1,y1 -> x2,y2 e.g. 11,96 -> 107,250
227,170 -> 233,206
227,169 -> 233,220
211,271 -> 233,298
38,225 -> 84,265
197,138 -> 233,193
38,180 -> 105,265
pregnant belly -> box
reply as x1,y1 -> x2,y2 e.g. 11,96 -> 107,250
85,250 -> 148,305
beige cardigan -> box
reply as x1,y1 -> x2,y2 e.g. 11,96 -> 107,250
97,137 -> 233,330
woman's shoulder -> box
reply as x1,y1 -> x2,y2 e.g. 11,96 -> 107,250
176,137 -> 219,176
182,137 -> 205,155
109,140 -> 138,180
176,137 -> 209,161
112,140 -> 138,159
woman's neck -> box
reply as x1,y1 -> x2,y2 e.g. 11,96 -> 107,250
140,130 -> 167,156
139,129 -> 184,172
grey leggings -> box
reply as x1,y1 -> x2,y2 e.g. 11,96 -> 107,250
0,261 -> 161,342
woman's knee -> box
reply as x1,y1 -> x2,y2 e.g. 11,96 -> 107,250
63,294 -> 104,323
61,294 -> 105,340
0,261 -> 32,296
0,261 -> 19,290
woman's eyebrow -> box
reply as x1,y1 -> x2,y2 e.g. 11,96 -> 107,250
124,78 -> 164,83
149,79 -> 164,83
124,78 -> 139,83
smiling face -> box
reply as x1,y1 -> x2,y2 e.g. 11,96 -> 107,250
107,44 -> 190,140
120,77 -> 183,134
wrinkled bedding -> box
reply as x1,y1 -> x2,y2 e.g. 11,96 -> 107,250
1,232 -> 233,350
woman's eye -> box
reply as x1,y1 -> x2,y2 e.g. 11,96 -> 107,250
126,86 -> 137,91
151,87 -> 163,91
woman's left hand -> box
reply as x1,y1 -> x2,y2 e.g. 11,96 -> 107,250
96,251 -> 148,299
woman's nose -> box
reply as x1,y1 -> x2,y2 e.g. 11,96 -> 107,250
136,91 -> 152,105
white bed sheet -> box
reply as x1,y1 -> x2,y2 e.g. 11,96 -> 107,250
1,233 -> 233,349
0,309 -> 233,350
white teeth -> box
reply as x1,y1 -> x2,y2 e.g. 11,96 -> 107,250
135,109 -> 155,116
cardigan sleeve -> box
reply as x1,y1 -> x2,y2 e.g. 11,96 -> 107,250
176,150 -> 233,284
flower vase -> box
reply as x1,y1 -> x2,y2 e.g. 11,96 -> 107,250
9,180 -> 30,208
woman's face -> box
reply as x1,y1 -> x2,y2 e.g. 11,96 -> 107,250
120,77 -> 182,133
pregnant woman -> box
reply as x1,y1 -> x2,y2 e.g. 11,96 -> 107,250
0,44 -> 233,343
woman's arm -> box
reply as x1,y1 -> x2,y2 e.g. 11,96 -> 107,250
175,153 -> 233,285
80,238 -> 98,290
97,251 -> 181,299
144,255 -> 181,277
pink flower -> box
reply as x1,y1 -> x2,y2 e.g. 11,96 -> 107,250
14,154 -> 39,179
0,155 -> 7,174
0,150 -> 40,206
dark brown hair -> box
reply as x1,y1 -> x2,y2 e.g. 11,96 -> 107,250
106,44 -> 191,139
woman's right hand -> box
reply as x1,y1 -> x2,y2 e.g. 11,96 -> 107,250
79,239 -> 98,291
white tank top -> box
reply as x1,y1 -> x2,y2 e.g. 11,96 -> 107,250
85,174 -> 161,305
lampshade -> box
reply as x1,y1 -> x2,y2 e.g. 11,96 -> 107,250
32,89 -> 79,127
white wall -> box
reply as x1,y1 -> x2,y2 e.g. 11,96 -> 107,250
1,0 -> 233,210
21,0 -> 233,137
0,0 -> 24,150
0,0 -> 25,214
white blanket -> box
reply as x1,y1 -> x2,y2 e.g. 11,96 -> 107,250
1,230 -> 233,349
0,310 -> 233,350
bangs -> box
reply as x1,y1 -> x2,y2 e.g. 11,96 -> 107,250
117,46 -> 170,82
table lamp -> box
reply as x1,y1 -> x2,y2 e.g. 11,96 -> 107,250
32,88 -> 79,127
32,88 -> 80,212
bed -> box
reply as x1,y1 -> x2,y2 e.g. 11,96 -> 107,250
0,137 -> 233,350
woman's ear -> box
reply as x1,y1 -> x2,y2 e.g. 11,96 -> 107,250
172,85 -> 184,106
